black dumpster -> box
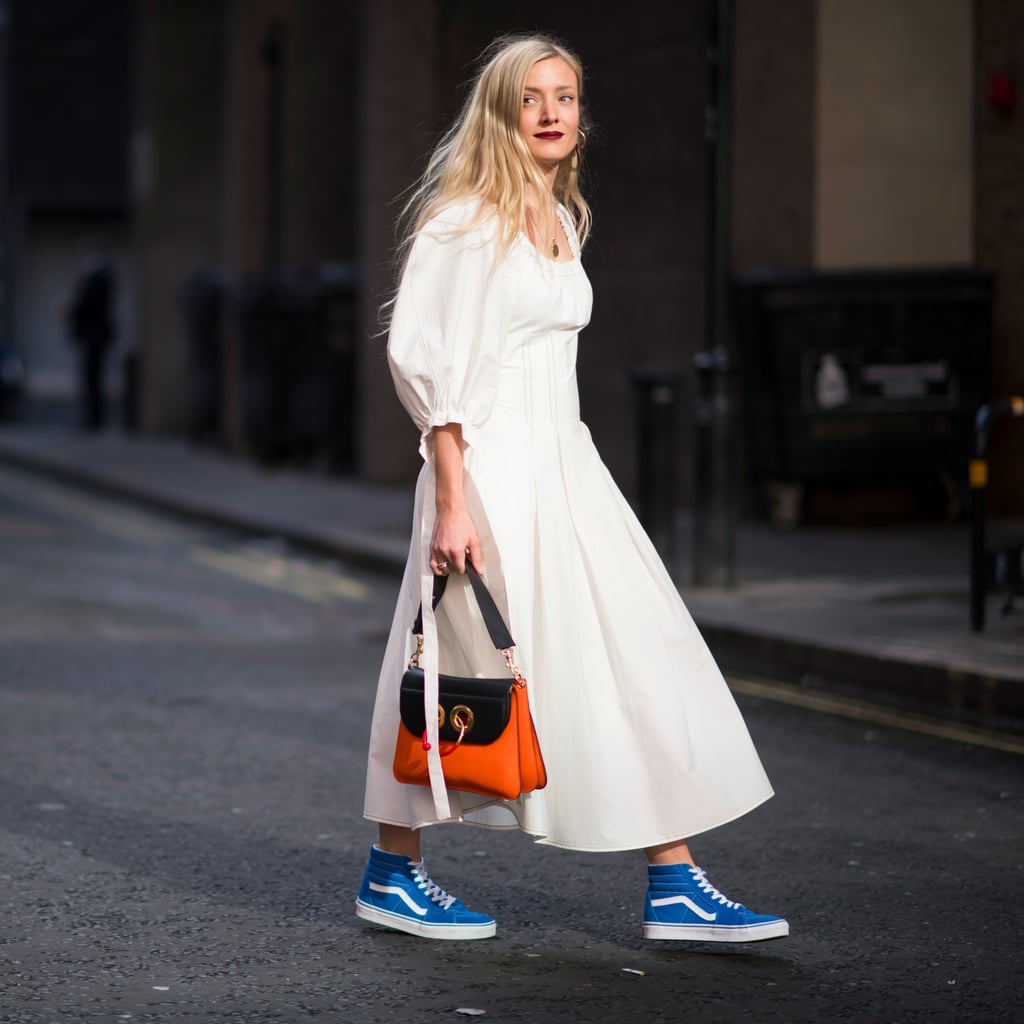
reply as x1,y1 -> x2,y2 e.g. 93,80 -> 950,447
236,265 -> 357,468
181,269 -> 224,444
121,349 -> 139,432
732,267 -> 993,525
0,345 -> 26,422
318,261 -> 359,472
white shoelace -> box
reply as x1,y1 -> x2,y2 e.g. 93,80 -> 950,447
690,866 -> 741,909
410,861 -> 457,910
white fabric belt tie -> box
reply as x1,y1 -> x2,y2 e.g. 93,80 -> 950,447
418,472 -> 452,820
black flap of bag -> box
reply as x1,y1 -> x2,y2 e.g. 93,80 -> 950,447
399,668 -> 513,745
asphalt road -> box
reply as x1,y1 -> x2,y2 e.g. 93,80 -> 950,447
0,464 -> 1021,1023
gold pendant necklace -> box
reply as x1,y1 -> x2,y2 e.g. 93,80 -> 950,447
552,237 -> 559,259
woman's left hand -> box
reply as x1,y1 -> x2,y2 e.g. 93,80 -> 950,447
429,422 -> 483,575
430,504 -> 482,575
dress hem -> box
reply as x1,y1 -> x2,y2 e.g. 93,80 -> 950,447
362,787 -> 774,854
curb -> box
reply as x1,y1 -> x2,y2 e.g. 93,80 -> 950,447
700,623 -> 1024,734
0,442 -> 409,577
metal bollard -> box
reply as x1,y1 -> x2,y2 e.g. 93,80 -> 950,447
969,396 -> 1024,631
692,347 -> 736,587
630,364 -> 681,576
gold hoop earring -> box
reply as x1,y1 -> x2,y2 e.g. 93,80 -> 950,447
575,130 -> 587,166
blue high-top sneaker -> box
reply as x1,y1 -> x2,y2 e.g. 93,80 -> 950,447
355,845 -> 496,940
643,863 -> 789,942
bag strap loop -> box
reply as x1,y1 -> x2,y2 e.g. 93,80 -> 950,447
411,559 -> 515,652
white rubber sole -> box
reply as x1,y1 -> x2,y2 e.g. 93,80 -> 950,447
355,898 -> 497,941
642,918 -> 790,943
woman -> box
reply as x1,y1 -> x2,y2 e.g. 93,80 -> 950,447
356,32 -> 788,944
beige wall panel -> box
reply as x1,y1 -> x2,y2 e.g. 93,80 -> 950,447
815,0 -> 973,268
732,0 -> 816,269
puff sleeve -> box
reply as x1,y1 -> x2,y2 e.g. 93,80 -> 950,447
387,203 -> 515,460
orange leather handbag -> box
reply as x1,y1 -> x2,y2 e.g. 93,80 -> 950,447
393,563 -> 547,801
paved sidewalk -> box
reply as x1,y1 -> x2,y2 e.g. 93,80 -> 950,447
1,423 -> 1022,730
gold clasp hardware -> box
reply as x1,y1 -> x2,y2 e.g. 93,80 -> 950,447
409,634 -> 424,669
435,704 -> 470,756
502,647 -> 526,688
450,704 -> 475,734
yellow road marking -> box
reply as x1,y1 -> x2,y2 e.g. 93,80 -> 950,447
0,514 -> 67,540
0,465 -> 368,605
728,674 -> 1024,755
190,546 -> 368,603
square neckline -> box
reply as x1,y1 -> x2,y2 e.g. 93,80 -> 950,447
518,203 -> 580,266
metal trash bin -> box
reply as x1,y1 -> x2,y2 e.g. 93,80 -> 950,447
732,267 -> 993,526
629,364 -> 681,572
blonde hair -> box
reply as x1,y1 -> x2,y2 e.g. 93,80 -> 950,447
383,32 -> 592,322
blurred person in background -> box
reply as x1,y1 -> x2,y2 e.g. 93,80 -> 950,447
64,243 -> 117,431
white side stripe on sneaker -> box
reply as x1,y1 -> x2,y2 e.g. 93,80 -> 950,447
369,882 -> 427,916
650,895 -> 717,921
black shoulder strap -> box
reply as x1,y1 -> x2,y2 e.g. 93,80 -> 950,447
411,560 -> 515,651
411,573 -> 448,636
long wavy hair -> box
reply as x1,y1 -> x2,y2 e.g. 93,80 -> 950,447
381,32 -> 592,327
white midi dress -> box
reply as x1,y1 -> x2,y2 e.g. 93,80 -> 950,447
362,199 -> 774,852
